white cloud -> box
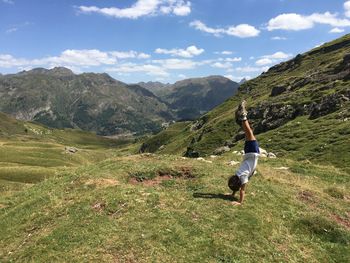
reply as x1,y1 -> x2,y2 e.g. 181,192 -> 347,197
47,49 -> 116,66
152,58 -> 197,69
267,12 -> 350,31
218,51 -> 233,55
138,53 -> 151,59
109,51 -> 137,59
109,50 -> 151,59
256,51 -> 292,66
0,54 -> 28,68
2,0 -> 14,4
329,27 -> 345,33
271,36 -> 287,40
226,24 -> 261,38
6,27 -> 18,33
172,1 -> 191,16
108,58 -> 200,78
211,62 -> 232,69
190,20 -> 260,38
189,20 -> 223,36
0,49 -> 152,71
255,58 -> 273,66
346,1 -> 350,17
178,74 -> 187,79
107,63 -> 169,77
225,57 -> 242,62
309,12 -> 350,27
235,66 -> 269,73
5,21 -> 31,34
7,50 -> 114,71
78,0 -> 191,19
263,51 -> 291,60
267,13 -> 314,31
155,45 -> 204,58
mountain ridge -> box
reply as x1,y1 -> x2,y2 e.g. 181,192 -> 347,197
0,68 -> 173,135
141,75 -> 240,120
0,70 -> 241,134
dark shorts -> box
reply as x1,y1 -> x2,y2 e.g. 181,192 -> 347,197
244,140 -> 260,154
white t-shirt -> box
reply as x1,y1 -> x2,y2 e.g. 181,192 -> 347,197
236,153 -> 259,184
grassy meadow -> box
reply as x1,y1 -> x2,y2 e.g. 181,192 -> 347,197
0,133 -> 349,262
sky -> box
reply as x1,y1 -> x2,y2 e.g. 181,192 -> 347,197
0,0 -> 350,84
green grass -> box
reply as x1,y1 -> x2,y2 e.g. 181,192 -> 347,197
0,111 -> 133,196
0,153 -> 349,262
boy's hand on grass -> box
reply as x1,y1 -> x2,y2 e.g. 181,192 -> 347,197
231,201 -> 241,206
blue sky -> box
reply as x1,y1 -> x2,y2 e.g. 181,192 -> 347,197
1,0 -> 350,83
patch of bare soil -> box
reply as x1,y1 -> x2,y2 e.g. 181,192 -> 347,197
130,166 -> 195,186
91,202 -> 106,212
129,175 -> 172,186
331,214 -> 350,230
85,178 -> 119,188
298,190 -> 316,203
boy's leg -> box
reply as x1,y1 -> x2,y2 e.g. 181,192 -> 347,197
237,100 -> 256,141
242,120 -> 256,141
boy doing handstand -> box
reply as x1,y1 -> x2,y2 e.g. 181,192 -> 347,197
228,100 -> 260,206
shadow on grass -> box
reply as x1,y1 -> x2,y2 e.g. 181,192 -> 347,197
193,192 -> 237,202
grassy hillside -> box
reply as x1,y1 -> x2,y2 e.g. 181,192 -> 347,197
0,113 -> 349,262
0,112 -> 132,196
140,34 -> 350,173
0,153 -> 349,262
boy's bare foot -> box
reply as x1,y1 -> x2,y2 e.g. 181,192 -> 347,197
231,201 -> 241,206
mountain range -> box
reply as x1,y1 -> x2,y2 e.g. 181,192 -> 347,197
0,70 -> 238,135
138,76 -> 239,120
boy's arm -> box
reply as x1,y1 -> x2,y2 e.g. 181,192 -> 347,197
232,184 -> 246,206
239,184 -> 246,203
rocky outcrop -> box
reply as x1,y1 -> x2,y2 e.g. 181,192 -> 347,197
309,90 -> 350,119
270,85 -> 288,96
268,54 -> 303,73
65,146 -> 78,154
213,146 -> 230,155
184,147 -> 199,158
139,143 -> 148,154
334,54 -> 350,74
290,77 -> 312,90
248,103 -> 304,133
190,116 -> 209,131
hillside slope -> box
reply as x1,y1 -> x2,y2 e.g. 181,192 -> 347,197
0,112 -> 130,191
141,34 -> 350,172
136,81 -> 171,95
0,68 -> 173,135
0,153 -> 349,262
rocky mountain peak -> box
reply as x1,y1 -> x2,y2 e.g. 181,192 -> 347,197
48,67 -> 74,76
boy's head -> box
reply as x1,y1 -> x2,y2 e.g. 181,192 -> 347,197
228,175 -> 242,192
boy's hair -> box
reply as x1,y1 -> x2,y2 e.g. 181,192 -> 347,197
228,175 -> 242,192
